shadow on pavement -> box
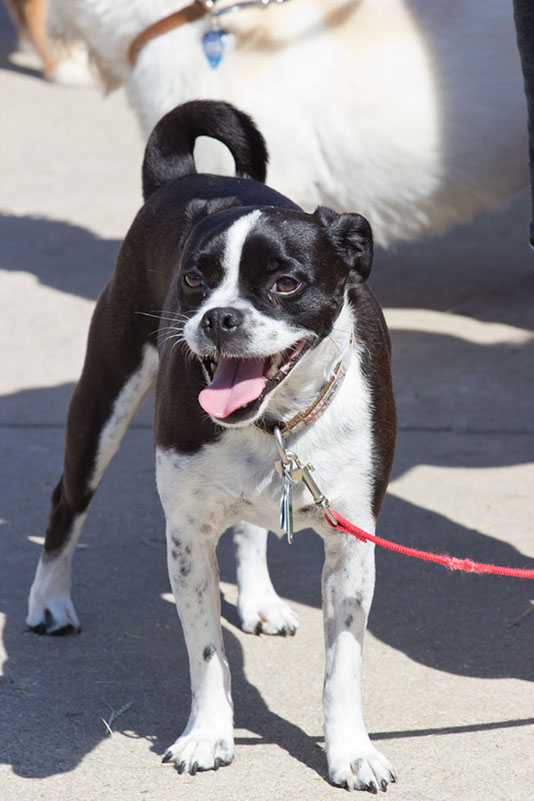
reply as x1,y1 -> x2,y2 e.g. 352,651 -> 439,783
0,213 -> 120,301
372,493 -> 534,682
371,716 -> 534,741
391,330 -> 534,433
371,192 -> 534,327
1,416 -> 533,778
1,194 -> 533,319
0,383 -> 75,427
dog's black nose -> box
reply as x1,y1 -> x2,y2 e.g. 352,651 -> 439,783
200,307 -> 244,346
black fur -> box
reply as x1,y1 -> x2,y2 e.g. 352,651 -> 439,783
142,100 -> 269,200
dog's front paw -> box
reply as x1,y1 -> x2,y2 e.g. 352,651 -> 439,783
238,592 -> 299,636
162,730 -> 234,775
327,745 -> 397,793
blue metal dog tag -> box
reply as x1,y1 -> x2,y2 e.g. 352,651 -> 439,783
202,28 -> 228,69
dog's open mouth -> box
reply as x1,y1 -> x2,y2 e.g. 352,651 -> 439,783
198,339 -> 310,421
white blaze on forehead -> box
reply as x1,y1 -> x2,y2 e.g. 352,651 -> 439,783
210,209 -> 262,307
183,206 -> 310,358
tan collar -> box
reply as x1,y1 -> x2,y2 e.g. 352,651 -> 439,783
129,1 -> 213,66
256,335 -> 353,438
129,0 -> 292,66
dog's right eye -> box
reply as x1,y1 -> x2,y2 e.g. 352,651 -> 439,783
184,271 -> 204,289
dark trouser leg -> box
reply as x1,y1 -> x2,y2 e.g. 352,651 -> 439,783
513,0 -> 534,246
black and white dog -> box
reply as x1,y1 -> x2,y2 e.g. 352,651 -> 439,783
27,100 -> 397,792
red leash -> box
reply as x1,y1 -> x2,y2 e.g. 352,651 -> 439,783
327,510 -> 534,579
271,425 -> 534,579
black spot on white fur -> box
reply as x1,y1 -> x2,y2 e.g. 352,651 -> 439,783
203,644 -> 215,661
180,560 -> 191,578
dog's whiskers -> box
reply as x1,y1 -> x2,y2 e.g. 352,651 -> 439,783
331,326 -> 353,336
159,329 -> 184,347
158,325 -> 185,336
326,333 -> 345,358
136,310 -> 191,325
157,327 -> 196,363
171,336 -> 196,362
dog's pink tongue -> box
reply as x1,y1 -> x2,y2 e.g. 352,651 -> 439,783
199,356 -> 265,418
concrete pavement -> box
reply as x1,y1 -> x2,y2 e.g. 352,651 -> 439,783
0,6 -> 533,800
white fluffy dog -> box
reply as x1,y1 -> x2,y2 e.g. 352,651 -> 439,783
48,0 -> 528,245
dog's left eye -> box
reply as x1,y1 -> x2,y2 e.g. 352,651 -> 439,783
184,271 -> 204,289
272,276 -> 300,294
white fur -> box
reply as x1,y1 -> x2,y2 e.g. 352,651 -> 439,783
160,306 -> 376,536
163,514 -> 235,770
48,47 -> 94,86
233,521 -> 299,634
90,343 -> 159,490
219,209 -> 262,298
156,296 -> 390,785
49,0 -> 528,245
26,513 -> 86,632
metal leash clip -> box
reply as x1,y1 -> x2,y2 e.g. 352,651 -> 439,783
273,426 -> 337,543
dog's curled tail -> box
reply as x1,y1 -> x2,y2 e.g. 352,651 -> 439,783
142,100 -> 269,200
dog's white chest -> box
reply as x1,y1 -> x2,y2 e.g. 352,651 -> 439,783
155,351 -> 377,539
155,430 -> 322,536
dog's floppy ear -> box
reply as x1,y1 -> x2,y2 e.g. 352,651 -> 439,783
314,206 -> 373,282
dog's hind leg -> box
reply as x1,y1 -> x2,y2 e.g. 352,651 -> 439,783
27,290 -> 159,635
232,521 -> 299,636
